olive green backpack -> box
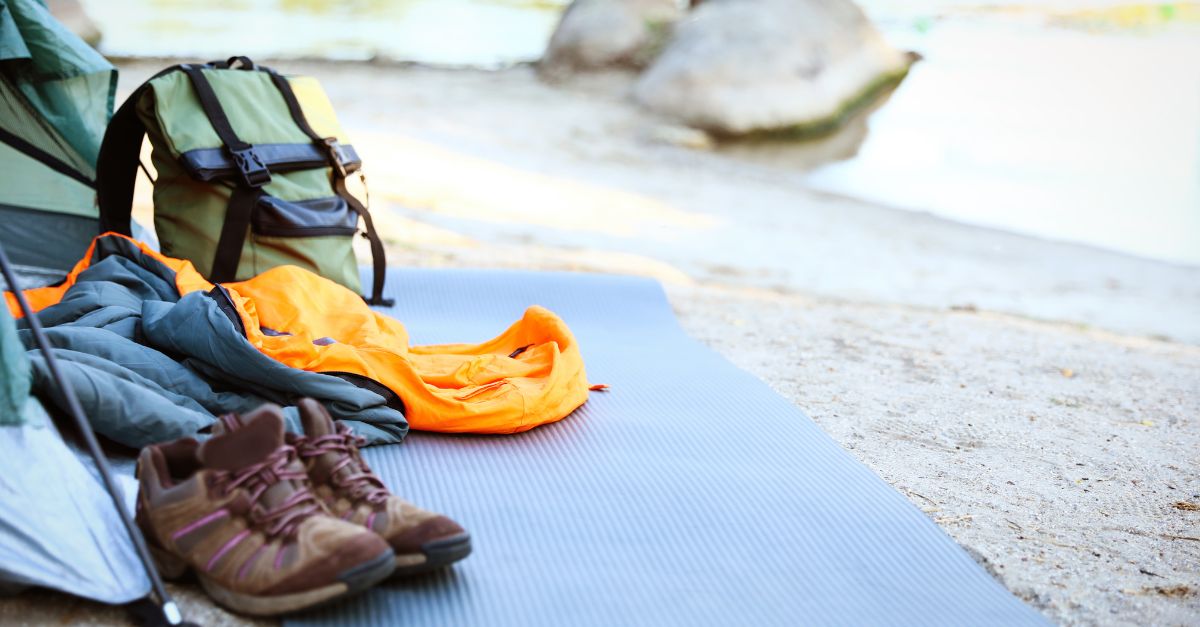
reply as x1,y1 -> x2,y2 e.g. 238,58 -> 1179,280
96,56 -> 390,304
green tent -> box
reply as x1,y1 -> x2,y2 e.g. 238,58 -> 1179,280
0,0 -> 115,274
0,288 -> 150,603
0,0 -> 151,607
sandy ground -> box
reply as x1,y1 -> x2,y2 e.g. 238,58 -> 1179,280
670,283 -> 1200,626
2,60 -> 1196,625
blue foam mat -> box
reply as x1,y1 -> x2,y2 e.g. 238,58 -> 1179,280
287,269 -> 1047,626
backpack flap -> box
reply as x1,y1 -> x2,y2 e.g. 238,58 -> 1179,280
178,142 -> 362,183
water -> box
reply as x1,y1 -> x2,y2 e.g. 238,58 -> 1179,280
81,0 -> 1200,266
813,1 -> 1200,266
80,0 -> 567,66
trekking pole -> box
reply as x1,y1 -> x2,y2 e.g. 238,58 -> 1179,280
0,243 -> 189,627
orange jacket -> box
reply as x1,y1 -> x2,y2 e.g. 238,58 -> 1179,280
7,234 -> 590,434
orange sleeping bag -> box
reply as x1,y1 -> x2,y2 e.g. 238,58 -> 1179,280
7,234 -> 590,434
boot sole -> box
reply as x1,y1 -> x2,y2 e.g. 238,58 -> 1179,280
153,545 -> 395,616
393,532 -> 473,577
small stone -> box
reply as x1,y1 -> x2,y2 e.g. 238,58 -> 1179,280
541,0 -> 681,79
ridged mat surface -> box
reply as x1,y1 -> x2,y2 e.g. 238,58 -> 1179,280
288,269 -> 1047,627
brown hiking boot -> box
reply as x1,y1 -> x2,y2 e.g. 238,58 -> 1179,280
215,398 -> 472,576
136,405 -> 395,616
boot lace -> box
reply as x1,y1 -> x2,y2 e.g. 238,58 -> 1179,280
212,446 -> 323,538
297,425 -> 389,505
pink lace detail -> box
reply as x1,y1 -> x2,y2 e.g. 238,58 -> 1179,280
237,543 -> 269,581
211,446 -> 322,539
206,529 -> 250,572
274,543 -> 289,570
171,508 -> 229,540
297,424 -> 389,505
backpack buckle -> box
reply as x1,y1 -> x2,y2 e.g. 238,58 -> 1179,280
322,137 -> 350,179
228,146 -> 271,187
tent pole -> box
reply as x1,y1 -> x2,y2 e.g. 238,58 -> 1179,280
0,243 -> 185,626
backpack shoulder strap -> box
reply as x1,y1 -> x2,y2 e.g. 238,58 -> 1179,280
95,81 -> 152,236
97,64 -> 203,236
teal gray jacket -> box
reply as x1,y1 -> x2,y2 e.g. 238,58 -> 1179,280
13,236 -> 407,448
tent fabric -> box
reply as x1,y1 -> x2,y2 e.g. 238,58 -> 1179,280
0,0 -> 114,170
0,302 -> 149,603
0,411 -> 150,603
0,0 -> 115,272
0,203 -> 99,272
0,77 -> 95,213
0,286 -> 28,423
287,268 -> 1048,626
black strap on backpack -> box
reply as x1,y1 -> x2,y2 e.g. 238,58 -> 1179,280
178,64 -> 267,285
96,58 -> 392,306
261,67 -> 391,307
96,78 -> 154,238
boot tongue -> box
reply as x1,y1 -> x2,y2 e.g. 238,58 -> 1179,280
297,398 -> 336,437
200,405 -> 286,471
297,398 -> 375,498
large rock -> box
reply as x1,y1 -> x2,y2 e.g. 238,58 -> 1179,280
633,0 -> 912,137
540,0 -> 682,79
